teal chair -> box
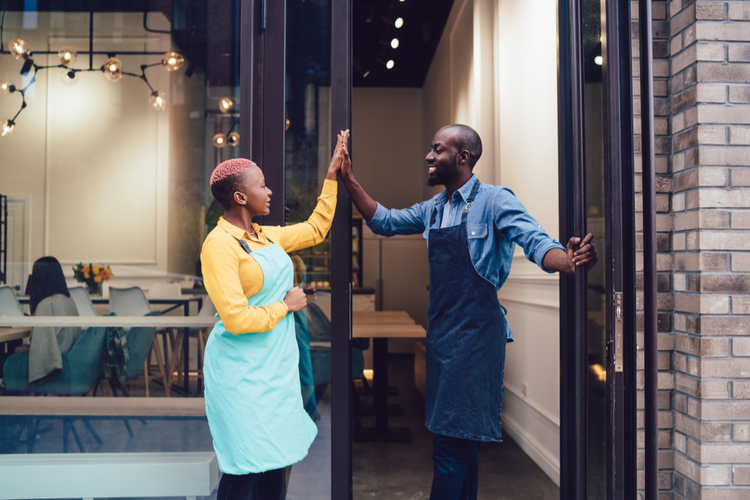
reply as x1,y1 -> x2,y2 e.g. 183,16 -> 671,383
110,310 -> 165,398
3,318 -> 110,453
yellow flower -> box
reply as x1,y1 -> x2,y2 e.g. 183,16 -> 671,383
98,268 -> 113,281
81,265 -> 90,274
83,272 -> 90,279
93,265 -> 102,274
94,275 -> 103,283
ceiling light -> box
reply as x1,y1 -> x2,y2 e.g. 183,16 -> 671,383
60,69 -> 79,85
58,47 -> 77,66
227,132 -> 240,147
213,133 -> 228,148
386,60 -> 395,69
594,55 -> 603,65
391,38 -> 399,49
103,57 -> 123,82
395,17 -> 404,28
2,119 -> 15,137
162,52 -> 185,72
150,91 -> 167,111
9,38 -> 30,60
0,78 -> 15,95
219,97 -> 234,113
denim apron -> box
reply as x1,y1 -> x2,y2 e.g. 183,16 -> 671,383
203,240 -> 318,474
426,181 -> 508,442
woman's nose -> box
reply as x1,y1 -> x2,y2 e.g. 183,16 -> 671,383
267,188 -> 273,196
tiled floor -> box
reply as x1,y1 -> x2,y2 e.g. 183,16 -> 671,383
1,355 -> 558,499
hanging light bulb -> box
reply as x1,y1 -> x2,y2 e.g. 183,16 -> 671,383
227,132 -> 240,147
0,78 -> 15,95
161,52 -> 185,72
9,38 -> 30,60
213,133 -> 228,148
219,97 -> 234,113
60,69 -> 79,85
395,17 -> 404,28
149,91 -> 167,111
594,55 -> 603,66
2,120 -> 15,137
386,60 -> 395,69
57,47 -> 78,66
391,38 -> 399,49
103,57 -> 123,82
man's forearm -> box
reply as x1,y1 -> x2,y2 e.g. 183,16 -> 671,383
543,248 -> 574,275
341,175 -> 378,222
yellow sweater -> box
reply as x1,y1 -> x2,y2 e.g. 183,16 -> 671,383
200,179 -> 337,334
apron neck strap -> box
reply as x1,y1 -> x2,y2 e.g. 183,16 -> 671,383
238,236 -> 275,254
460,180 -> 481,225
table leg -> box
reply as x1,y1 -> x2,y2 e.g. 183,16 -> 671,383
183,303 -> 190,396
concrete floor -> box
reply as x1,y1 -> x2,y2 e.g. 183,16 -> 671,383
1,354 -> 558,499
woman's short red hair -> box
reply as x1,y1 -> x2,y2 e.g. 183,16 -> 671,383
209,158 -> 255,185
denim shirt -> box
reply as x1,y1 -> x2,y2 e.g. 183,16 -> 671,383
366,175 -> 565,292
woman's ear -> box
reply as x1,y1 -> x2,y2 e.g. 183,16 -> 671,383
233,191 -> 247,206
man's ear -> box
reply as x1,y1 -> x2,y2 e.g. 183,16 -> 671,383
233,191 -> 247,205
458,150 -> 471,166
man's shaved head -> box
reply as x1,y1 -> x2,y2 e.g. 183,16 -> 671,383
441,124 -> 483,168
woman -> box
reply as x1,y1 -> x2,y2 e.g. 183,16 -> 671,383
201,130 -> 349,500
24,256 -> 82,384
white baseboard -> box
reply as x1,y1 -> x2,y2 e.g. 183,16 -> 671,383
502,413 -> 561,487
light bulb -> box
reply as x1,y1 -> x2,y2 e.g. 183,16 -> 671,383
227,132 -> 240,147
395,17 -> 404,28
213,133 -> 228,148
386,60 -> 395,69
391,38 -> 399,49
58,46 -> 77,66
219,97 -> 234,113
9,38 -> 30,60
150,91 -> 167,111
161,52 -> 184,72
0,78 -> 15,95
60,69 -> 79,85
594,55 -> 603,66
2,120 -> 15,137
103,57 -> 123,82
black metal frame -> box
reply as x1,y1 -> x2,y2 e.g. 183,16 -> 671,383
558,0 -> 637,497
0,194 -> 7,285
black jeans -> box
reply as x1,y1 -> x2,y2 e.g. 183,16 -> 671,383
429,433 -> 480,500
217,467 -> 285,500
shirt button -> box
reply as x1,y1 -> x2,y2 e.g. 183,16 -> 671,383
472,231 -> 476,235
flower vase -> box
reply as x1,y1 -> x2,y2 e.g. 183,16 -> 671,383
86,282 -> 102,296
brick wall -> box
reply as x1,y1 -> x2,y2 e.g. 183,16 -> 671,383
668,0 -> 750,498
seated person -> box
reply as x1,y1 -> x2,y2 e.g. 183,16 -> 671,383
20,257 -> 82,384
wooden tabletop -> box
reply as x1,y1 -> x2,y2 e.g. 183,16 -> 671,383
353,311 -> 415,325
0,317 -> 219,329
0,396 -> 206,418
0,327 -> 32,343
353,323 -> 426,338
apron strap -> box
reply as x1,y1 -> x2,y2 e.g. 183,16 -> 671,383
238,236 -> 275,254
460,181 -> 482,225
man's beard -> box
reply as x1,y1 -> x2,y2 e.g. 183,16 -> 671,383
426,155 -> 459,187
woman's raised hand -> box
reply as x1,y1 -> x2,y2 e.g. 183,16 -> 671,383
326,129 -> 350,180
283,286 -> 307,313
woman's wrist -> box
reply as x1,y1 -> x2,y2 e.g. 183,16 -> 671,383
281,300 -> 289,313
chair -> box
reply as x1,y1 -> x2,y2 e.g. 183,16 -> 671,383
0,286 -> 25,316
68,286 -> 97,317
166,296 -> 216,390
148,282 -> 182,299
109,288 -> 169,397
119,310 -> 169,398
3,322 -> 110,452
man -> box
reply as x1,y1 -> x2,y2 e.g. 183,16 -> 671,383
338,124 -> 597,499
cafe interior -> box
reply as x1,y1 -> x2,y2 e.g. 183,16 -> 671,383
0,0 -> 607,498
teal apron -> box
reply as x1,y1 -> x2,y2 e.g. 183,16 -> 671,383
203,240 -> 318,474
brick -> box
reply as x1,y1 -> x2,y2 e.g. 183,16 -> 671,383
672,4 -> 696,36
697,231 -> 750,250
701,295 -> 730,315
698,42 -> 726,61
730,126 -> 750,145
729,44 -> 750,63
700,443 -> 750,464
701,359 -> 750,378
702,465 -> 731,486
733,296 -> 750,314
674,85 -> 698,113
735,466 -> 750,485
728,3 -> 750,21
672,34 -> 684,56
700,380 -> 730,398
700,167 -> 729,186
702,488 -> 750,500
699,146 -> 750,166
734,424 -> 750,441
701,316 -> 750,335
735,381 -> 750,398
677,373 -> 700,397
701,252 -> 729,271
699,188 -> 750,207
734,338 -> 750,356
698,63 -> 750,83
732,212 -> 750,228
731,169 -> 750,186
698,125 -> 727,144
732,254 -> 750,271
697,83 -> 727,103
697,23 -> 750,42
729,85 -> 750,103
699,104 -> 750,123
673,44 -> 698,74
696,2 -> 725,20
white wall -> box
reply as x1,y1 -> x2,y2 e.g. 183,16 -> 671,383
421,0 -> 562,485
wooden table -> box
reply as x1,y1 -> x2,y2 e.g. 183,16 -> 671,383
17,295 -> 205,317
0,317 -> 218,396
0,327 -> 32,343
352,311 -> 426,443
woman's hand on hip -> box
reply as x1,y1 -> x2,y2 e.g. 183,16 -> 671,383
283,286 -> 307,312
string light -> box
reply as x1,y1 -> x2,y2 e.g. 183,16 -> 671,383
9,38 -> 30,60
58,47 -> 78,66
213,133 -> 228,148
0,78 -> 14,95
60,69 -> 79,86
103,57 -> 123,82
150,91 -> 167,111
219,97 -> 234,113
227,132 -> 240,147
386,60 -> 395,69
161,52 -> 184,72
594,55 -> 603,66
395,18 -> 404,28
2,120 -> 15,137
391,38 -> 399,49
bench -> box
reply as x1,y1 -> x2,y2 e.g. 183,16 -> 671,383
0,452 -> 219,500
0,397 -> 206,453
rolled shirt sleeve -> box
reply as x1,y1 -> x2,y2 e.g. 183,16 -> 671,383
366,201 -> 428,237
493,187 -> 565,273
